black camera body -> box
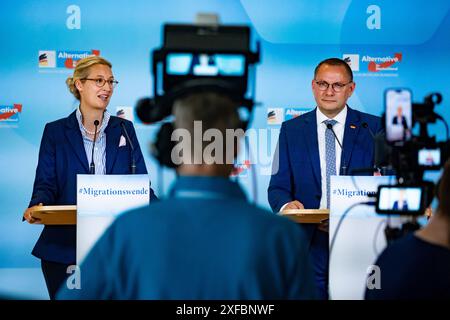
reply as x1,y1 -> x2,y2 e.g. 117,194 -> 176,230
136,23 -> 260,124
375,91 -> 449,215
135,22 -> 260,168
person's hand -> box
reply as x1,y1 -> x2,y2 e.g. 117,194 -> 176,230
318,218 -> 329,233
23,203 -> 43,224
283,200 -> 305,210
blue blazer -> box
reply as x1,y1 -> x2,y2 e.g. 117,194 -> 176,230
268,107 -> 382,245
28,111 -> 157,264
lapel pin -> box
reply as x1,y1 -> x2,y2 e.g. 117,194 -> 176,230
350,124 -> 357,129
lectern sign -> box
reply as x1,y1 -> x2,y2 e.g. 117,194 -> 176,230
76,174 -> 150,264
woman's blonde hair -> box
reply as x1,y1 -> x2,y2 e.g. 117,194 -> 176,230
66,56 -> 112,100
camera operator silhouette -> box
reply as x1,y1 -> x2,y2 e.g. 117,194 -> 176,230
366,159 -> 450,299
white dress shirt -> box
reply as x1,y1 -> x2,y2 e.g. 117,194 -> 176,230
317,106 -> 347,209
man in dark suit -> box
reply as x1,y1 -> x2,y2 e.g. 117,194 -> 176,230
268,58 -> 382,299
392,200 -> 409,211
392,189 -> 409,211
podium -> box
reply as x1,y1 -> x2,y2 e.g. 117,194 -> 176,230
76,174 -> 151,264
329,175 -> 394,299
30,205 -> 76,225
27,174 -> 151,266
280,209 -> 329,224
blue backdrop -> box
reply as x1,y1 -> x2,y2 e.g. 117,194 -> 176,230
1,0 -> 449,272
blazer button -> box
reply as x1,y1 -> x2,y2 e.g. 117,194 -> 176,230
315,194 -> 321,200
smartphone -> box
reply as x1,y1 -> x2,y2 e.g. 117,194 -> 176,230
385,88 -> 412,143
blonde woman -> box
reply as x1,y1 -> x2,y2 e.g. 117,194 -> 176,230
23,56 -> 156,299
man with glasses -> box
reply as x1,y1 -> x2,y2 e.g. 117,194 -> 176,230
268,58 -> 382,299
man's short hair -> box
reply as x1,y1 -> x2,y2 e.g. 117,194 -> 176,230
173,92 -> 242,132
172,91 -> 243,164
314,58 -> 353,82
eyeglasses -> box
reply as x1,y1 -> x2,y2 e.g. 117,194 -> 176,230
314,80 -> 352,92
82,78 -> 119,88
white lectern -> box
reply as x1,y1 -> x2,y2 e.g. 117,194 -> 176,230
329,175 -> 404,300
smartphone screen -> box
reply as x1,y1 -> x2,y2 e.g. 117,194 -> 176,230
418,148 -> 441,168
385,88 -> 412,143
376,185 -> 423,214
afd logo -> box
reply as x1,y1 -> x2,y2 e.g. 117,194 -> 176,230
0,104 -> 22,122
39,49 -> 100,69
116,106 -> 134,122
267,108 -> 284,125
343,54 -> 360,72
230,160 -> 251,177
363,53 -> 402,72
285,108 -> 309,121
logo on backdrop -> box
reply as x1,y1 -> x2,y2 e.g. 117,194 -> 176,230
344,53 -> 402,77
267,107 -> 311,125
267,108 -> 284,125
38,49 -> 100,71
366,52 -> 402,72
0,104 -> 22,126
116,106 -> 134,122
66,5 -> 81,30
285,108 -> 309,121
343,54 -> 360,71
231,160 -> 251,178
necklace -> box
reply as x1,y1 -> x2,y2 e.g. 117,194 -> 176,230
82,124 -> 101,135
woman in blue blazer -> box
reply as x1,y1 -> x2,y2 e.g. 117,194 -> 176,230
23,56 -> 157,299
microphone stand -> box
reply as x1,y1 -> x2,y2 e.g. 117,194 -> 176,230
120,122 -> 136,174
89,120 -> 100,174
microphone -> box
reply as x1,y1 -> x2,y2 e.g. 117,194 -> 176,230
89,120 -> 100,174
120,121 -> 136,174
362,122 -> 386,174
326,122 -> 347,175
135,97 -> 171,124
326,123 -> 343,149
362,122 -> 375,139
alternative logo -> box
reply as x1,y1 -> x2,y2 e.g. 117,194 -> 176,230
231,160 -> 251,177
38,49 -> 100,69
116,106 -> 134,122
267,108 -> 284,125
39,51 -> 56,68
343,54 -> 360,71
285,108 -> 309,121
0,104 -> 22,122
365,53 -> 402,72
